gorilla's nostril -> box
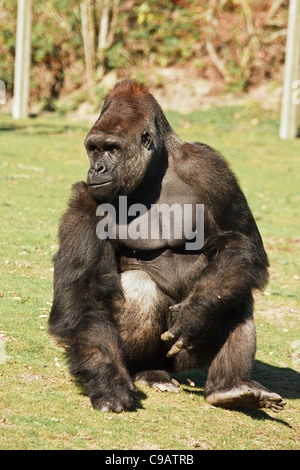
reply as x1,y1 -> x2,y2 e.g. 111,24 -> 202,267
98,165 -> 106,174
94,161 -> 106,173
88,168 -> 96,178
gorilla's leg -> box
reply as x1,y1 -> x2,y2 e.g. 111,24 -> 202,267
203,301 -> 285,412
117,270 -> 180,391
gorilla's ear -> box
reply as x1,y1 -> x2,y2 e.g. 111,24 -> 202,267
141,132 -> 152,150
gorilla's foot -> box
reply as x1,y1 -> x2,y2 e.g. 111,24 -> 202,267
205,381 -> 286,413
134,370 -> 182,393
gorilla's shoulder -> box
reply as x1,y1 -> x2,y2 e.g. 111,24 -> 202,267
180,140 -> 231,170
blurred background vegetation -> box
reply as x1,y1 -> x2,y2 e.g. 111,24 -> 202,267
0,0 -> 289,113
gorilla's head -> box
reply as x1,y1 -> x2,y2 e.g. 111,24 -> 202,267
84,80 -> 172,203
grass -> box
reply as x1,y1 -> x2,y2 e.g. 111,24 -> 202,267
0,105 -> 299,450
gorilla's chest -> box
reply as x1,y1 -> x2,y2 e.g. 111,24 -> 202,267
116,175 -> 203,252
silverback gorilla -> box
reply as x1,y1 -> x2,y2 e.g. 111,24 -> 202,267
49,80 -> 285,413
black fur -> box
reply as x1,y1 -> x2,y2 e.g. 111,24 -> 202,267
49,80 -> 285,413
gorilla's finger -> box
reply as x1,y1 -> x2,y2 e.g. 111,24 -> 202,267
166,339 -> 186,357
166,344 -> 181,357
169,304 -> 180,312
161,331 -> 175,342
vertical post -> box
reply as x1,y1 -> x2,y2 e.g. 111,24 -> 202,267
280,0 -> 300,139
80,0 -> 95,95
13,0 -> 32,119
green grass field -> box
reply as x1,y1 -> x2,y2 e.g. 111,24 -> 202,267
0,105 -> 299,450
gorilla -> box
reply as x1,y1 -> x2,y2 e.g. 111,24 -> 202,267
49,79 -> 285,413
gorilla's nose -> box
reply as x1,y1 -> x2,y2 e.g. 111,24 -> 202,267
93,160 -> 107,173
87,168 -> 96,181
87,165 -> 107,182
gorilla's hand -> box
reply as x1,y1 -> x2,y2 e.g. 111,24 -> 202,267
161,299 -> 203,357
89,366 -> 137,412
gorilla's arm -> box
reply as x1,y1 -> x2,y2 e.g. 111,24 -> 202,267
162,144 -> 269,356
49,182 -> 136,411
162,230 -> 269,355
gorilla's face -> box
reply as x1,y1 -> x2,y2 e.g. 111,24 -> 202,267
84,81 -> 161,203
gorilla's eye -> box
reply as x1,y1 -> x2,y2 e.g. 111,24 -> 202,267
88,146 -> 99,153
142,132 -> 152,150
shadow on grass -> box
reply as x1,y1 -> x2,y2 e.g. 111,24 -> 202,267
70,360 -> 298,421
172,360 -> 299,426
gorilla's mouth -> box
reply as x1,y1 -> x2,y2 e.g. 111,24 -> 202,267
88,181 -> 113,187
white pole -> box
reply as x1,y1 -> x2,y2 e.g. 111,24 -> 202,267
13,0 -> 32,119
280,0 -> 300,139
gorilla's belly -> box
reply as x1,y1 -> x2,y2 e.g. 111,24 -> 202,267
119,246 -> 207,301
